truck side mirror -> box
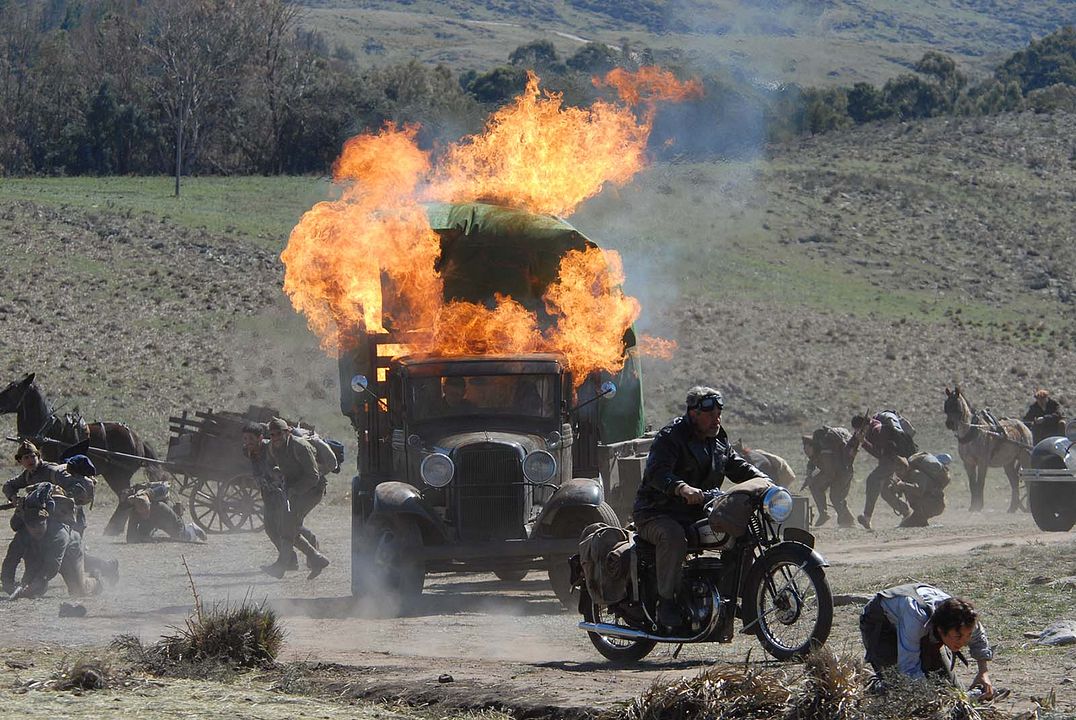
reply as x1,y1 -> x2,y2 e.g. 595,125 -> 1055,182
600,381 -> 617,399
351,374 -> 369,393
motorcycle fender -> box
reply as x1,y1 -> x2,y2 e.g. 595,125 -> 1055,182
537,478 -> 605,529
370,482 -> 448,544
761,541 -> 829,569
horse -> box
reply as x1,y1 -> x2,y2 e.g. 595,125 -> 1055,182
732,439 -> 796,489
0,373 -> 169,534
943,386 -> 1032,513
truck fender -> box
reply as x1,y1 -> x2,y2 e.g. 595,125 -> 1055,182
536,478 -> 605,530
367,481 -> 449,544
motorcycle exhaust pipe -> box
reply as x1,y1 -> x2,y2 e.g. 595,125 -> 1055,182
578,621 -> 704,643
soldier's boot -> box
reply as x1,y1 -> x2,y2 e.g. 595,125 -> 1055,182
261,559 -> 288,579
294,536 -> 329,580
284,551 -> 300,571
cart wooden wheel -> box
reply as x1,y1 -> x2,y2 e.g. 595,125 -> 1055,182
221,474 -> 264,533
189,473 -> 263,534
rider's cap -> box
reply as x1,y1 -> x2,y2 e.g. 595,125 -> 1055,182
267,417 -> 289,433
686,386 -> 723,412
14,440 -> 39,461
66,455 -> 97,477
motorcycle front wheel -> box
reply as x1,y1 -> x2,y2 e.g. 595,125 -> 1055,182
742,546 -> 833,660
581,589 -> 657,664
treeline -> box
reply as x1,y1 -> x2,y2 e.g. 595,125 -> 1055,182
778,27 -> 1076,137
1,0 -> 1073,178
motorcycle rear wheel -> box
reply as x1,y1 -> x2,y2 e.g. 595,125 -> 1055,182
742,546 -> 833,660
581,590 -> 657,663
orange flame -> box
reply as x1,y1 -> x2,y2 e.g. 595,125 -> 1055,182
283,70 -> 698,378
638,334 -> 678,360
596,66 -> 704,108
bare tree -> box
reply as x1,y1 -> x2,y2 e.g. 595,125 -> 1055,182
140,0 -> 257,195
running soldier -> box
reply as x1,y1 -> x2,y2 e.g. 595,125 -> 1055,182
801,425 -> 857,528
851,412 -> 914,530
264,418 -> 329,579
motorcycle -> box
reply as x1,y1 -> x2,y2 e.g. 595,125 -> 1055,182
571,485 -> 833,663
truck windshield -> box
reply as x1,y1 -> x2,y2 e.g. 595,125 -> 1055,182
410,374 -> 557,421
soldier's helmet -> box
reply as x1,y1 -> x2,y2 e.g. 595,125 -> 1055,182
14,440 -> 39,461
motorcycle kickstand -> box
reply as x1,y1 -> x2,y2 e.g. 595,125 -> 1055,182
672,643 -> 684,660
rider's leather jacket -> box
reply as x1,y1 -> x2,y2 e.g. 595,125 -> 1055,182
633,416 -> 766,525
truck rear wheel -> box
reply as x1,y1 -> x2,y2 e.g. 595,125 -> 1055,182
547,501 -> 620,609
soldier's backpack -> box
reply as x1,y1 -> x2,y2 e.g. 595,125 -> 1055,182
907,452 -> 951,490
295,428 -> 340,476
812,426 -> 854,467
579,522 -> 633,606
876,411 -> 918,457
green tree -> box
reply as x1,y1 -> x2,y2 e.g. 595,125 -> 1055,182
846,82 -> 890,123
996,26 -> 1076,94
508,39 -> 562,72
566,42 -> 620,74
464,65 -> 528,105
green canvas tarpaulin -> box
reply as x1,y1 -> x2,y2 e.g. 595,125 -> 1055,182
339,201 -> 645,443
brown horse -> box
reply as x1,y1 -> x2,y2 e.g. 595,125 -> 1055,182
0,373 -> 169,534
732,439 -> 796,488
943,386 -> 1031,513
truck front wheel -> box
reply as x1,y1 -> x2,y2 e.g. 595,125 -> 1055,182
1029,481 -> 1076,532
353,514 -> 426,614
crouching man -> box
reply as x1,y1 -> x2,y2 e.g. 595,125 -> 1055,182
2,504 -> 101,599
860,582 -> 995,698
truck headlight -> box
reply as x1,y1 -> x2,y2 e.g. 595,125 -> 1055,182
420,453 -> 454,488
523,450 -> 557,483
763,486 -> 794,524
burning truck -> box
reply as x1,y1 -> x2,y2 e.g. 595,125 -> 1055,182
337,202 -> 650,606
281,69 -> 701,609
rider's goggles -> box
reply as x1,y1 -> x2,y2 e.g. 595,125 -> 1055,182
691,395 -> 723,412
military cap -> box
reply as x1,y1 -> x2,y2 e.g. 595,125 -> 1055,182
267,417 -> 289,433
685,386 -> 723,412
14,440 -> 39,461
66,455 -> 97,477
129,494 -> 151,515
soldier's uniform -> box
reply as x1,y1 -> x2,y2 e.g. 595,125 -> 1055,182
245,433 -> 318,571
895,453 -> 949,527
854,415 -> 912,530
1,507 -> 100,598
265,418 -> 329,579
125,483 -> 206,543
801,426 -> 856,527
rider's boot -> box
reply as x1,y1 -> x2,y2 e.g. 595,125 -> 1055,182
655,597 -> 684,630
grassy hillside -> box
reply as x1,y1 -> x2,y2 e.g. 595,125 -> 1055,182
301,1 -> 1076,86
1,111 -> 1072,469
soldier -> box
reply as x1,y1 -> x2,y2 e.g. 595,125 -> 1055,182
860,583 -> 995,698
1023,389 -> 1065,445
3,440 -> 74,502
264,417 -> 329,579
241,422 -> 318,573
633,386 -> 767,628
893,452 -> 951,528
1,487 -> 104,599
125,482 -> 207,543
851,413 -> 913,530
801,426 -> 857,528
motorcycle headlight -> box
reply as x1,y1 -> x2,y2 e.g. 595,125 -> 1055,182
763,486 -> 794,524
522,450 -> 557,483
420,453 -> 454,488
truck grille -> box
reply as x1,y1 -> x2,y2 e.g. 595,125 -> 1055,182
453,444 -> 526,541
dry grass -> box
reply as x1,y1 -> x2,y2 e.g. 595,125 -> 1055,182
114,596 -> 285,677
621,648 -> 1021,720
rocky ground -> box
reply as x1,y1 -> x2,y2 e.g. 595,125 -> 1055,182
0,109 -> 1075,717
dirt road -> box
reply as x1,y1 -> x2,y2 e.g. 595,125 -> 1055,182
0,492 -> 1071,716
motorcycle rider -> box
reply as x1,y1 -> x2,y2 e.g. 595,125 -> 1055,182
632,386 -> 768,629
